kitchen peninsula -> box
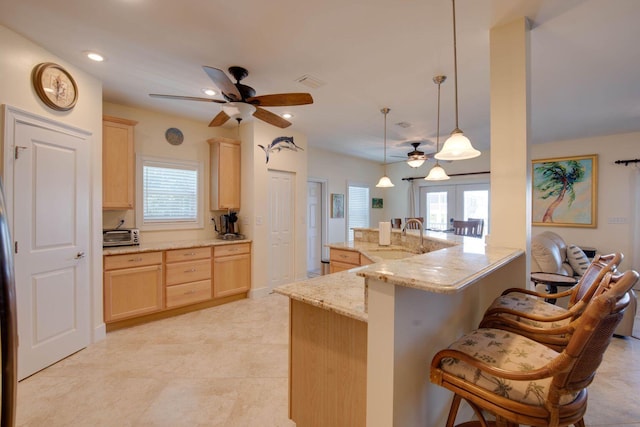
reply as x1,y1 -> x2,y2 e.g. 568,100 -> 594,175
275,228 -> 525,427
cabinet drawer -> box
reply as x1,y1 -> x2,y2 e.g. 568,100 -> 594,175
214,243 -> 250,257
165,259 -> 211,286
104,251 -> 162,270
330,260 -> 358,273
330,249 -> 360,265
165,247 -> 211,263
166,280 -> 212,308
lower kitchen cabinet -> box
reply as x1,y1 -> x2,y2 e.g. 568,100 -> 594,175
103,251 -> 163,322
213,243 -> 251,298
103,243 -> 252,327
165,247 -> 212,308
329,248 -> 368,273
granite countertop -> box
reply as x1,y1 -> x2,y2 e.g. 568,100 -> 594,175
275,233 -> 524,323
103,238 -> 252,255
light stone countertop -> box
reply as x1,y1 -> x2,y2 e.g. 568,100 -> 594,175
103,238 -> 252,255
275,230 -> 524,322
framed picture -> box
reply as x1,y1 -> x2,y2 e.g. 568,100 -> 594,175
532,154 -> 597,228
372,198 -> 383,209
331,193 -> 344,218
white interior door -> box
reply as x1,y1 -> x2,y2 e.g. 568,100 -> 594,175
306,181 -> 322,275
8,112 -> 90,380
269,170 -> 295,289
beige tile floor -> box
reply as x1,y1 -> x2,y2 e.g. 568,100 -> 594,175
16,294 -> 640,427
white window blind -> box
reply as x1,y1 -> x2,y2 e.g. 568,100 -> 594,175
138,156 -> 203,230
347,184 -> 370,240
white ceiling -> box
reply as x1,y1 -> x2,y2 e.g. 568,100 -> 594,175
2,0 -> 639,163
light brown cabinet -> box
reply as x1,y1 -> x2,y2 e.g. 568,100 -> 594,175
103,251 -> 163,322
165,247 -> 212,308
102,115 -> 137,210
329,248 -> 367,273
208,137 -> 241,210
213,243 -> 251,298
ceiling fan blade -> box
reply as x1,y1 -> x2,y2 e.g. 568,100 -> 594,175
203,66 -> 241,101
208,110 -> 230,127
149,94 -> 226,103
247,93 -> 313,107
253,107 -> 291,128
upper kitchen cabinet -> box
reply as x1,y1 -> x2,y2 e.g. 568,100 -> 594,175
208,137 -> 241,210
103,115 -> 138,210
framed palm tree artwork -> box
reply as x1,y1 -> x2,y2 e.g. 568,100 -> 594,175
532,154 -> 597,227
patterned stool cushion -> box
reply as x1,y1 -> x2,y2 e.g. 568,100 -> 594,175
488,294 -> 571,328
439,328 -> 579,406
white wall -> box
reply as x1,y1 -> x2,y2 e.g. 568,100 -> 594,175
531,131 -> 640,273
307,147 -> 388,244
102,102 -> 236,243
0,25 -> 105,340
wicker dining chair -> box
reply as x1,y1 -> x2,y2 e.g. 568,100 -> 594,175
430,269 -> 639,427
478,253 -> 622,350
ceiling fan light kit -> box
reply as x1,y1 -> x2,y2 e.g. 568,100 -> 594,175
376,107 -> 395,188
406,142 -> 427,168
435,0 -> 480,162
426,75 -> 451,181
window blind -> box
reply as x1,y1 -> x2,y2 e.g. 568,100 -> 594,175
347,185 -> 370,240
143,162 -> 198,222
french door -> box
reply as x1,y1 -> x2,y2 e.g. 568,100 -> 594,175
419,183 -> 490,234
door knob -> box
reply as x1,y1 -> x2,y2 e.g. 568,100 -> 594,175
75,251 -> 86,259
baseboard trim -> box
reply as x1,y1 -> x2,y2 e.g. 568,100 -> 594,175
93,323 -> 106,343
249,287 -> 271,299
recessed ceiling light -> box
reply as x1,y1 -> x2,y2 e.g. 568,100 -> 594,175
282,113 -> 293,119
202,88 -> 216,96
85,51 -> 104,62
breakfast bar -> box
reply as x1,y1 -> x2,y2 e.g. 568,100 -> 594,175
275,228 -> 525,427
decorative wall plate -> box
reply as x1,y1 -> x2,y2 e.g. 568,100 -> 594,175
165,127 -> 184,145
31,62 -> 78,111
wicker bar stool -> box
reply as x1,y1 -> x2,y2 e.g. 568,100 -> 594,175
430,269 -> 639,427
478,253 -> 622,350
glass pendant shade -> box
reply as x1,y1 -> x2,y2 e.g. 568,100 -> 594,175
407,158 -> 426,168
435,129 -> 480,160
222,102 -> 256,120
425,163 -> 450,181
376,175 -> 394,188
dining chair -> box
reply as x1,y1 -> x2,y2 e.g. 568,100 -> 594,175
430,269 -> 639,427
390,218 -> 402,229
452,220 -> 480,237
403,217 -> 423,229
467,218 -> 484,236
479,252 -> 622,350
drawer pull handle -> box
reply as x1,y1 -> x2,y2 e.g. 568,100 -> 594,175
184,290 -> 196,295
184,268 -> 197,273
128,257 -> 143,262
340,254 -> 348,259
183,252 -> 196,256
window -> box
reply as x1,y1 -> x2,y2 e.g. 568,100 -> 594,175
347,183 -> 370,240
419,183 -> 490,234
136,156 -> 204,230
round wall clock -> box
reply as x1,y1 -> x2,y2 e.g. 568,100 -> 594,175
165,127 -> 184,145
31,62 -> 78,111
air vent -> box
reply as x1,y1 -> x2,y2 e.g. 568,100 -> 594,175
395,121 -> 411,128
295,74 -> 326,89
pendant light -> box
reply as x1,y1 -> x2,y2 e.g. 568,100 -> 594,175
435,0 -> 480,161
376,107 -> 394,188
426,75 -> 450,181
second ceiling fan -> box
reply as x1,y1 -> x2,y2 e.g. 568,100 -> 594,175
150,66 -> 313,128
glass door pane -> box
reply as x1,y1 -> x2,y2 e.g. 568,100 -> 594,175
419,185 -> 455,230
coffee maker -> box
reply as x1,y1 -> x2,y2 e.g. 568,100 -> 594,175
214,210 -> 244,240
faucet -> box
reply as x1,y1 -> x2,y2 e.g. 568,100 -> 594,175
402,218 -> 426,253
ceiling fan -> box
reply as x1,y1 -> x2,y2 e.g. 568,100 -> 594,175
150,66 -> 313,128
391,141 -> 435,167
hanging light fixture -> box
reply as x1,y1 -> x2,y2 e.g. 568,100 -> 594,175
376,107 -> 394,188
426,75 -> 451,181
435,0 -> 481,161
406,142 -> 427,168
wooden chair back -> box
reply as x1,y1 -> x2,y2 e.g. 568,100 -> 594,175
390,218 -> 402,229
403,217 -> 423,229
467,218 -> 484,236
452,220 -> 480,237
568,252 -> 622,308
554,270 -> 638,394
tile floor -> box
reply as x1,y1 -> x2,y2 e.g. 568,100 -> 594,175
16,294 -> 640,427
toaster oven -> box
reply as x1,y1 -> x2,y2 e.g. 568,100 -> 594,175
103,228 -> 140,247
